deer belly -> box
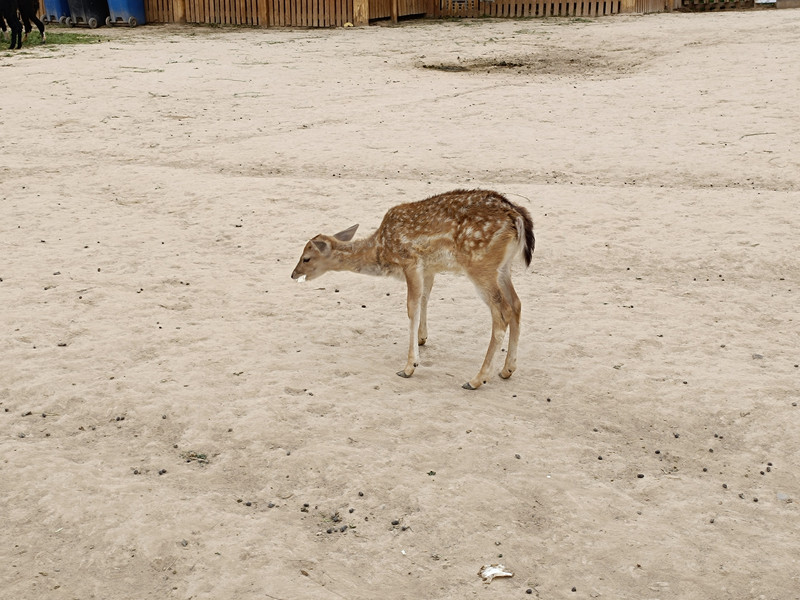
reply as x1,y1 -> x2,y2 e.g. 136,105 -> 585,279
422,249 -> 461,272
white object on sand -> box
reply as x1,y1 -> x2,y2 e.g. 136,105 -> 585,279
478,564 -> 513,582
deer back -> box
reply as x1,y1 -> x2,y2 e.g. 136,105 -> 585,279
374,190 -> 532,273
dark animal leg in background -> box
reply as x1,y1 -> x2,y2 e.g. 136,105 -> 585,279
20,0 -> 45,41
0,0 -> 23,48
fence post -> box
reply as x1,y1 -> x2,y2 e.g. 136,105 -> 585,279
172,0 -> 186,22
258,0 -> 269,25
353,0 -> 369,24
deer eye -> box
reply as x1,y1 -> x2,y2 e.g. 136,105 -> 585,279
302,257 -> 311,263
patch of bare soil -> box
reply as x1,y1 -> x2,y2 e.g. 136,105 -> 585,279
421,46 -> 647,78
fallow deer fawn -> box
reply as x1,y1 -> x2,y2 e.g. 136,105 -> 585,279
291,189 -> 535,390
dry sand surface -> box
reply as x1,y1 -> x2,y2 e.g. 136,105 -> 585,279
2,9 -> 799,599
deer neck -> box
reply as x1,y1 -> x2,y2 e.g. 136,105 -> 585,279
333,236 -> 384,276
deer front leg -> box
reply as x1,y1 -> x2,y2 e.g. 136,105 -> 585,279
418,272 -> 435,346
397,266 -> 424,378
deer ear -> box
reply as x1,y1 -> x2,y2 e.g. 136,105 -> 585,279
333,224 -> 359,242
311,238 -> 330,255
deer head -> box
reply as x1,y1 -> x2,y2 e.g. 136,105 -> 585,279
291,224 -> 359,281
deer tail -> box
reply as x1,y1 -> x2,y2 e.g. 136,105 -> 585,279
515,207 -> 535,268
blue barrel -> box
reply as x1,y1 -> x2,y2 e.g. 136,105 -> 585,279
42,0 -> 71,24
106,0 -> 145,26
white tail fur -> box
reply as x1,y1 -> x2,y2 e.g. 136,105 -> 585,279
291,189 -> 534,390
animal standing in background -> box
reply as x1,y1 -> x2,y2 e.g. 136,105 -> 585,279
291,189 -> 535,390
0,0 -> 45,47
0,0 -> 23,50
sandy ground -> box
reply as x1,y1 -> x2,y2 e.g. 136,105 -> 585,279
2,9 -> 799,599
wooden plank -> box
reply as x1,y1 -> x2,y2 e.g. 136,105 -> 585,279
353,0 -> 368,21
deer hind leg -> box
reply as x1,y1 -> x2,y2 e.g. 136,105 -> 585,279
463,279 -> 512,390
418,272 -> 435,346
397,265 -> 424,379
498,272 -> 522,380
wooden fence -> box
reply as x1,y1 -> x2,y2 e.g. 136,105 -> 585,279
40,0 -> 684,28
437,0 -> 619,17
143,0 -> 349,26
434,0 -> 674,17
679,0 -> 753,9
370,0 -> 427,19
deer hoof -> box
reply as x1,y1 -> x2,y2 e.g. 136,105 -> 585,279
462,381 -> 481,390
418,338 -> 427,346
500,368 -> 514,379
396,370 -> 412,379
